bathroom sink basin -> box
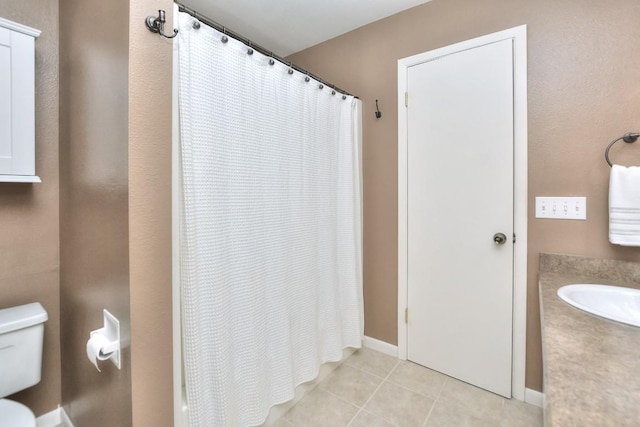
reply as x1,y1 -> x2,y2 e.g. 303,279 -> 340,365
557,284 -> 640,327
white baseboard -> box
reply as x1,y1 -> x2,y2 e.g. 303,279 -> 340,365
362,336 -> 398,358
35,408 -> 60,427
525,388 -> 543,408
36,406 -> 74,427
61,406 -> 74,427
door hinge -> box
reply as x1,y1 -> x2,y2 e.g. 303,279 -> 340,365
405,308 -> 409,323
405,92 -> 408,108
513,233 -> 516,244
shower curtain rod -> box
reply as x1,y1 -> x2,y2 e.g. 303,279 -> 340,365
175,2 -> 356,98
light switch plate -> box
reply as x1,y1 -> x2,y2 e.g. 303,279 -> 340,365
535,197 -> 586,220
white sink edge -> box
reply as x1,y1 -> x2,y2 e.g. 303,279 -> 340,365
557,284 -> 640,328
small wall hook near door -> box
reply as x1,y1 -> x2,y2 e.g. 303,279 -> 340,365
145,10 -> 178,39
375,99 -> 382,119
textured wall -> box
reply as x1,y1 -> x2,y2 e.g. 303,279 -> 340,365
0,0 -> 60,416
288,0 -> 640,391
59,1 -> 174,424
59,0 -> 132,424
128,1 -> 174,425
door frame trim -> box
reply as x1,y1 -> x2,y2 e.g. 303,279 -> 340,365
397,25 -> 528,400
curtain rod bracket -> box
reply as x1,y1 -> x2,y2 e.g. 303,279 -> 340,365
145,9 -> 178,39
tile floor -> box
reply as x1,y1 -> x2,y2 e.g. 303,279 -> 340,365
274,348 -> 542,427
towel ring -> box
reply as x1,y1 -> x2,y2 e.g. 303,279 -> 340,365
605,132 -> 640,167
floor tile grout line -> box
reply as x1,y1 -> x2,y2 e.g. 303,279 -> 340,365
435,375 -> 449,402
345,353 -> 453,426
310,367 -> 368,427
423,375 -> 450,426
342,364 -> 391,380
277,355 -> 367,425
346,358 -> 401,427
388,358 -> 504,404
288,348 -> 398,427
385,375 -> 446,401
346,356 -> 446,401
318,388 -> 364,427
343,360 -> 397,380
436,376 -> 515,425
281,386 -> 360,426
318,386 -> 363,411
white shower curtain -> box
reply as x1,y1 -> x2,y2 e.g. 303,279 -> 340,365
176,11 -> 363,427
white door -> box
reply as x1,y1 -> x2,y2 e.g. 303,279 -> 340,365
406,38 -> 514,397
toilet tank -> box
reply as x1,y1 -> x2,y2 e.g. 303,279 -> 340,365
0,303 -> 48,398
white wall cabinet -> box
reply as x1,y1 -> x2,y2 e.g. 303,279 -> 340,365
0,17 -> 40,183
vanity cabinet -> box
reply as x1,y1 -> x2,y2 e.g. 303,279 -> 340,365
0,17 -> 40,183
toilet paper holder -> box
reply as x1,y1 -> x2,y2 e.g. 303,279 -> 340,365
89,309 -> 121,369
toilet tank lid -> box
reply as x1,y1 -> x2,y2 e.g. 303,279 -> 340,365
0,303 -> 48,334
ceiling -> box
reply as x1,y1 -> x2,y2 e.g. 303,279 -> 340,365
179,0 -> 432,57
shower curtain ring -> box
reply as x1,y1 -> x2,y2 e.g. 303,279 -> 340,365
269,53 -> 275,66
192,11 -> 200,29
221,27 -> 228,43
288,62 -> 294,75
248,41 -> 254,55
305,73 -> 310,82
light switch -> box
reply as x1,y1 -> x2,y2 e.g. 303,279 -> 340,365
535,197 -> 586,220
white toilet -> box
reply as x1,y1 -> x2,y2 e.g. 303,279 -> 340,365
0,302 -> 48,427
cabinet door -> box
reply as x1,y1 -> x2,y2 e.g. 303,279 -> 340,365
0,26 -> 36,176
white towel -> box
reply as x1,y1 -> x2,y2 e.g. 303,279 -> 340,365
609,164 -> 640,246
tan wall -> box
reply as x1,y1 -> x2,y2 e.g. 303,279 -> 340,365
1,0 -> 173,423
128,1 -> 174,425
0,0 -> 60,417
289,0 -> 640,392
59,0 -> 132,424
